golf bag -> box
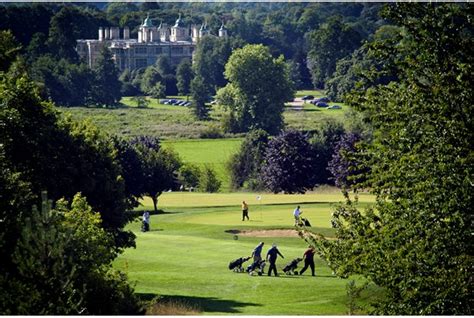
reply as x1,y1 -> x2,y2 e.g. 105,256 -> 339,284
299,217 -> 311,227
141,220 -> 150,232
283,257 -> 303,275
246,260 -> 266,276
228,256 -> 251,272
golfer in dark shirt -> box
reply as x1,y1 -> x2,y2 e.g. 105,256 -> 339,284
266,244 -> 284,276
300,246 -> 315,276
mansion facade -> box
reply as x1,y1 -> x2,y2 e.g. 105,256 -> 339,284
76,15 -> 228,71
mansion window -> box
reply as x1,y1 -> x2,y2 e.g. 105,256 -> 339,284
135,47 -> 147,54
171,47 -> 183,55
135,58 -> 147,68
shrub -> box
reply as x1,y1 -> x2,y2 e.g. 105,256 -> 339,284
198,165 -> 221,193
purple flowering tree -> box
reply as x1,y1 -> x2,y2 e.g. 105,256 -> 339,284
261,130 -> 317,194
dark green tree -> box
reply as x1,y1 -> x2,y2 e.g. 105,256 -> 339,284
47,6 -> 108,62
178,163 -> 201,190
325,25 -> 402,102
131,136 -> 181,213
228,129 -> 269,190
190,75 -> 211,120
30,56 -> 95,106
307,15 -> 363,88
0,30 -> 22,72
192,36 -> 237,93
0,191 -> 142,314
91,46 -> 122,106
199,165 -> 221,193
310,120 -> 346,185
176,58 -> 194,97
140,65 -> 163,95
0,72 -> 134,249
0,4 -> 53,47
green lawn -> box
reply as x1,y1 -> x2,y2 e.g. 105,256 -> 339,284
115,191 -> 378,315
162,138 -> 243,191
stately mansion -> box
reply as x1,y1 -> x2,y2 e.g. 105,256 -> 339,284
76,15 -> 228,71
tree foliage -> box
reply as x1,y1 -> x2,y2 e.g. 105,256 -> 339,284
130,136 -> 181,213
261,130 -> 317,193
190,75 -> 211,120
0,30 -> 22,72
47,6 -> 108,62
327,132 -> 366,189
91,46 -> 122,106
307,15 -> 363,88
0,72 -> 134,249
192,36 -> 236,93
176,58 -> 194,97
228,128 -> 269,190
198,165 -> 221,193
325,25 -> 402,102
310,120 -> 346,185
308,3 -> 473,314
217,44 -> 294,134
0,192 -> 143,314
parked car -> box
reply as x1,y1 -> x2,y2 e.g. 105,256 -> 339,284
328,105 -> 342,109
316,102 -> 328,107
315,97 -> 330,103
301,95 -> 314,100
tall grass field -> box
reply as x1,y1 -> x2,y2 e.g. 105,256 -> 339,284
115,191 -> 379,315
58,91 -> 351,140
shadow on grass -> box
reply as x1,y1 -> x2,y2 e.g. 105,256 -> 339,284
148,228 -> 164,232
137,293 -> 262,313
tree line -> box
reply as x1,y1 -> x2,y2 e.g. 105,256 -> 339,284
0,2 -> 387,110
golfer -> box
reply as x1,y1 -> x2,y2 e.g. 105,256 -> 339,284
242,200 -> 249,221
299,246 -> 315,276
252,242 -> 264,262
266,243 -> 284,276
293,205 -> 303,226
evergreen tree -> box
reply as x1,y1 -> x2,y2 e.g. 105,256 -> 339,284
190,75 -> 211,120
91,46 -> 122,106
176,59 -> 194,97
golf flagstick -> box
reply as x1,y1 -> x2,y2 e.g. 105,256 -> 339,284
256,195 -> 262,221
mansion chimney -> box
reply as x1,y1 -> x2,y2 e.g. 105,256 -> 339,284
110,27 -> 120,40
123,27 -> 130,40
98,27 -> 104,41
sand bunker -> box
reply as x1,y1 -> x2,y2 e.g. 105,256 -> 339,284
225,229 -> 300,237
